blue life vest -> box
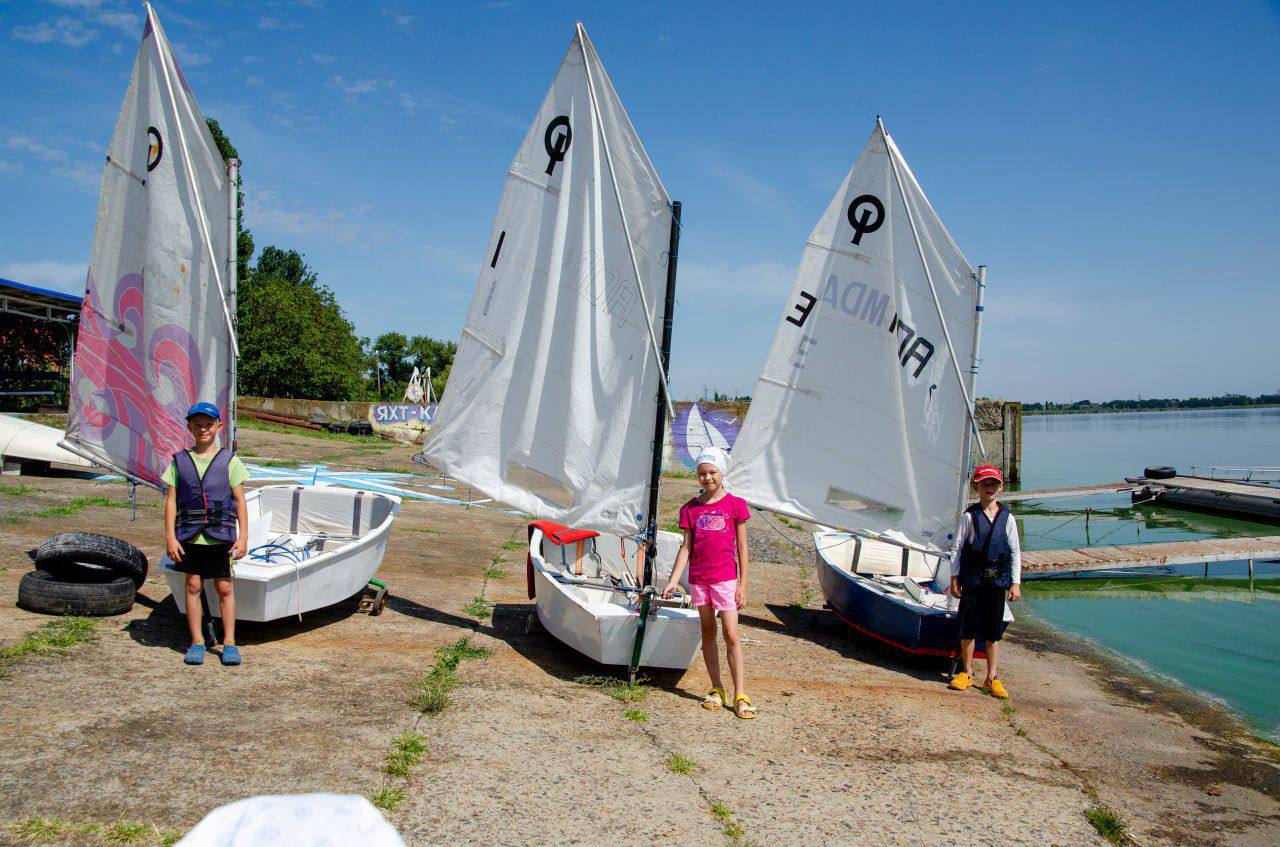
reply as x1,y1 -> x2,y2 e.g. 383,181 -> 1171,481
958,503 -> 1012,589
173,449 -> 238,544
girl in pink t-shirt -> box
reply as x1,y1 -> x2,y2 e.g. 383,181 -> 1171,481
662,448 -> 755,719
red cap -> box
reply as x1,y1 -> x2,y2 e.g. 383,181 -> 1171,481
972,464 -> 1003,483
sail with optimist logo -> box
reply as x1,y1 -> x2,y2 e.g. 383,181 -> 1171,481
421,23 -> 675,539
61,4 -> 236,488
729,119 -> 982,551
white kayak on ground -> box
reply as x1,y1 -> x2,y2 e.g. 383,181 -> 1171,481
162,485 -> 399,622
528,523 -> 700,669
0,413 -> 97,473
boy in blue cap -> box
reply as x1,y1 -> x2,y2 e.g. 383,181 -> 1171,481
162,402 -> 250,666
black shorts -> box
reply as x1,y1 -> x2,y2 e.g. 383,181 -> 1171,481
958,582 -> 1007,643
172,542 -> 233,579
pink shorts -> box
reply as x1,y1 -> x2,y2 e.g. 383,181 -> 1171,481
689,579 -> 738,611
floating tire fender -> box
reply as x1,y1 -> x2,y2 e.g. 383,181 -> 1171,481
1143,466 -> 1176,480
17,569 -> 135,617
35,532 -> 148,587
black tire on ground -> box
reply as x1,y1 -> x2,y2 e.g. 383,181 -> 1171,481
39,560 -> 120,583
1144,466 -> 1177,480
35,532 -> 147,587
17,569 -> 135,616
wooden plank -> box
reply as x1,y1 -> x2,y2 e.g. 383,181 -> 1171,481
1024,535 -> 1280,576
1155,475 -> 1280,497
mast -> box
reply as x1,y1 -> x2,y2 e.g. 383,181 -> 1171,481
642,201 -> 682,586
951,265 -> 986,546
226,157 -> 239,451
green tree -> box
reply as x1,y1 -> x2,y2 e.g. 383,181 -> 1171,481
237,249 -> 366,400
204,117 -> 254,281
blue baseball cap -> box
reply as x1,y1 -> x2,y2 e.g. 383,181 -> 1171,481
185,402 -> 221,421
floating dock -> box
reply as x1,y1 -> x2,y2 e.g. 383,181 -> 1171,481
1129,474 -> 1280,524
1023,535 -> 1280,578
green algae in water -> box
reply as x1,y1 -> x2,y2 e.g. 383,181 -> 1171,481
1023,578 -> 1280,739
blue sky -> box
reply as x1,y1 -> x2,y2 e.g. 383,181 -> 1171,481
2,1 -> 1278,403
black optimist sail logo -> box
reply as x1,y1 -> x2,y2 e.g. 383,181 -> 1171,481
543,115 -> 572,175
146,127 -> 163,172
846,194 -> 883,245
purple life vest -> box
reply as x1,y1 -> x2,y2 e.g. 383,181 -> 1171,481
173,449 -> 238,544
958,503 -> 1013,589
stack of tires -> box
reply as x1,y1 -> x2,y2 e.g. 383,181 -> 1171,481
18,532 -> 147,617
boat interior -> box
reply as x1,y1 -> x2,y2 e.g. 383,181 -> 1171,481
534,528 -> 691,609
239,486 -> 397,570
819,533 -> 955,611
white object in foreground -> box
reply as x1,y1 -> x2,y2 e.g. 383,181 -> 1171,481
175,793 -> 405,847
0,413 -> 96,473
162,485 -> 399,622
528,526 -> 700,669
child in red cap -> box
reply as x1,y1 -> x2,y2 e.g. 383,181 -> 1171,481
948,464 -> 1021,698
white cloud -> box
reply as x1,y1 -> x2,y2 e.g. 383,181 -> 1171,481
258,15 -> 299,31
42,0 -> 105,8
246,189 -> 397,247
5,133 -> 99,192
705,161 -> 790,210
330,75 -> 387,95
310,53 -> 335,63
680,258 -> 795,299
179,49 -> 212,67
7,134 -> 67,163
418,244 -> 476,276
381,8 -> 420,31
0,160 -> 20,172
94,9 -> 140,35
0,260 -> 88,294
399,92 -> 431,112
483,2 -> 516,8
12,16 -> 98,47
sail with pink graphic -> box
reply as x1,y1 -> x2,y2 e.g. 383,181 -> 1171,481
63,4 -> 236,487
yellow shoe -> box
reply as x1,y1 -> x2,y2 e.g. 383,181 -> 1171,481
985,678 -> 1009,699
702,687 -> 725,711
948,672 -> 973,691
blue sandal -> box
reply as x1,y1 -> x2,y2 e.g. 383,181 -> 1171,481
220,644 -> 242,666
184,644 -> 206,665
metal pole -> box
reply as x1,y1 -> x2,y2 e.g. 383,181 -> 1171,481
1249,558 -> 1254,592
642,201 -> 682,588
951,265 -> 986,547
227,157 -> 239,451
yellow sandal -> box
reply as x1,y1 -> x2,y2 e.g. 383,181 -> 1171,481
702,687 -> 726,711
733,694 -> 757,719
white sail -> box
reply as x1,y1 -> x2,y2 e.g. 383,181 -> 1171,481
63,6 -> 233,487
684,403 -> 730,465
729,121 -> 978,548
421,24 -> 673,537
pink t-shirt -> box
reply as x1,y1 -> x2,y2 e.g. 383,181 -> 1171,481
678,492 -> 750,586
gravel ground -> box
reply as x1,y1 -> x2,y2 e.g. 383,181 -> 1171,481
0,425 -> 1276,846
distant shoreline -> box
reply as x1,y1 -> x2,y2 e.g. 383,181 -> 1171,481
1022,404 -> 1280,416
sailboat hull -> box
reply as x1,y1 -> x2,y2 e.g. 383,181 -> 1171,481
528,525 -> 701,670
814,531 -> 1009,657
162,485 -> 399,622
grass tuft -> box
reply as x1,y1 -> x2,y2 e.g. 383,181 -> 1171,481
666,752 -> 697,775
415,638 -> 489,714
404,527 -> 443,535
383,731 -> 428,777
574,674 -> 649,703
0,617 -> 97,677
462,596 -> 492,620
369,787 -> 404,812
32,496 -> 132,518
12,818 -> 73,841
482,567 -> 507,581
239,418 -> 388,443
103,822 -> 150,845
622,708 -> 649,722
0,484 -> 37,496
709,801 -> 746,843
662,470 -> 695,479
1085,804 -> 1129,845
501,540 -> 524,551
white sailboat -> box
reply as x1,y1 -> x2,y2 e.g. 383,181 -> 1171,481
729,119 -> 1009,657
420,23 -> 700,678
62,5 -> 398,622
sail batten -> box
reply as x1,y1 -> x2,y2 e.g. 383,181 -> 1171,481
422,26 -> 673,537
729,121 -> 980,549
62,7 -> 232,488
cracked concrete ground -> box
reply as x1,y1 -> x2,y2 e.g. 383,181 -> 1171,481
0,425 -> 1277,846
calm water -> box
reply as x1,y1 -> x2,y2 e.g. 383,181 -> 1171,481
1011,409 -> 1280,738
